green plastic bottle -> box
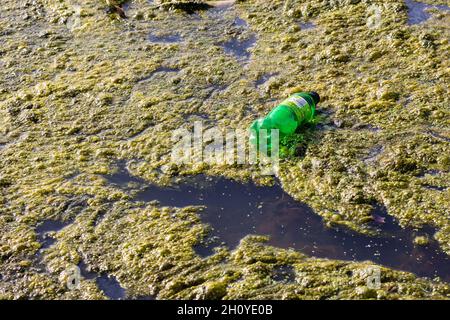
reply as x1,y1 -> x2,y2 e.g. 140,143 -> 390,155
249,91 -> 320,151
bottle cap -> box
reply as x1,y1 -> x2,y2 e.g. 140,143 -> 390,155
308,91 -> 320,105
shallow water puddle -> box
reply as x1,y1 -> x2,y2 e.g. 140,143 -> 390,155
206,1 -> 257,62
35,198 -> 88,249
255,72 -> 279,87
35,212 -> 135,299
148,32 -> 183,43
36,220 -> 71,250
233,16 -> 248,28
78,261 -> 127,300
79,260 -> 154,300
104,165 -> 450,282
299,22 -> 316,30
405,0 -> 450,24
144,1 -> 256,63
271,265 -> 297,283
222,34 -> 257,61
424,185 -> 447,191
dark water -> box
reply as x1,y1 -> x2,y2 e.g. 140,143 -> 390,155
424,185 -> 446,191
272,265 -> 296,283
206,2 -> 257,62
299,22 -> 315,30
79,260 -> 154,300
148,32 -> 183,43
78,261 -> 127,300
221,34 -> 257,61
36,220 -> 71,249
144,1 -> 256,62
35,221 -> 128,299
234,16 -> 248,28
104,164 -> 450,282
405,0 -> 450,24
255,72 -> 279,87
35,197 -> 88,249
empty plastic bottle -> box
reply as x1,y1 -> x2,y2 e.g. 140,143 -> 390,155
249,91 -> 320,150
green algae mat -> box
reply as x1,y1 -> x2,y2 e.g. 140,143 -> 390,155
0,0 -> 449,299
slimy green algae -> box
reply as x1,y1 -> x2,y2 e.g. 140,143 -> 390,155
0,0 -> 449,299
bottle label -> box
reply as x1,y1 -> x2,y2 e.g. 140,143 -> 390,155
285,96 -> 308,109
283,95 -> 310,123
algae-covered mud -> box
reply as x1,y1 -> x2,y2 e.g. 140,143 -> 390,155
0,0 -> 449,299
